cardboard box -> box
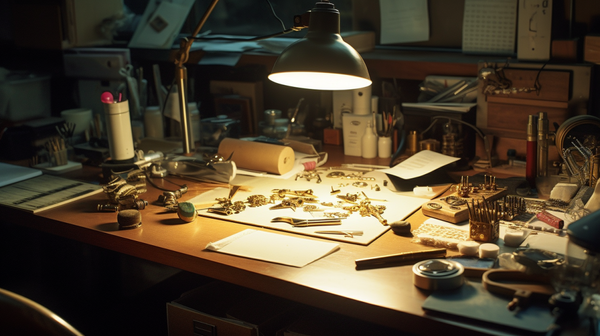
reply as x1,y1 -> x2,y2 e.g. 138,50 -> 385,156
167,281 -> 298,336
552,39 -> 580,63
323,128 -> 342,145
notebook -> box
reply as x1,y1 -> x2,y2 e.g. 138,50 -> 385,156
0,162 -> 42,187
0,174 -> 102,213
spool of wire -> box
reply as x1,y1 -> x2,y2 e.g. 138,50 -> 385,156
117,209 -> 142,230
413,259 -> 465,290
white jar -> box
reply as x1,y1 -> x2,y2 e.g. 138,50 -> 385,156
378,136 -> 392,159
144,106 -> 164,139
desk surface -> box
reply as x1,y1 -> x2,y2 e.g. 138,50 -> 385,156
2,146 -> 533,336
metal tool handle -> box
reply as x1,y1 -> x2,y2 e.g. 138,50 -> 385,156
293,219 -> 342,227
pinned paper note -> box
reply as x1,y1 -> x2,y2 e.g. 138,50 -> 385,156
379,0 -> 430,44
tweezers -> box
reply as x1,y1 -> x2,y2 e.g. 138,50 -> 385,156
315,230 -> 364,238
271,217 -> 342,227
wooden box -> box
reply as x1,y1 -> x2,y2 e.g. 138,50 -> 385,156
584,35 -> 600,64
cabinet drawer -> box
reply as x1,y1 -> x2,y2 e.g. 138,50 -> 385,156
487,100 -> 570,133
493,69 -> 571,102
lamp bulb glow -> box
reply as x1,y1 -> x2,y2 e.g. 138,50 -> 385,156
268,72 -> 372,91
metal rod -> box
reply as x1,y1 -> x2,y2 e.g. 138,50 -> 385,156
174,0 -> 221,155
176,66 -> 194,155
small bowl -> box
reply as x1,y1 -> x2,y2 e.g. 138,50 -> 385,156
60,108 -> 92,135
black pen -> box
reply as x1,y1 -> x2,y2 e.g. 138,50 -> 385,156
355,248 -> 446,268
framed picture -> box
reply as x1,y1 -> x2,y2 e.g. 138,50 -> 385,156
214,94 -> 253,136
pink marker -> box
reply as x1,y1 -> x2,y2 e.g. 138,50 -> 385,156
118,92 -> 122,102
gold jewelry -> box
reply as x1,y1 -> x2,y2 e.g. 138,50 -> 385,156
426,202 -> 442,210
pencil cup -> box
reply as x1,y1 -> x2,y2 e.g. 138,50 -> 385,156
51,148 -> 68,166
104,100 -> 135,163
469,220 -> 499,243
378,136 -> 392,159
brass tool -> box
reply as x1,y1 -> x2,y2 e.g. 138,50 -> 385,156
271,217 -> 342,227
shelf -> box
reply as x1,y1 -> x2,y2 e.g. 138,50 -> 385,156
131,46 -> 489,81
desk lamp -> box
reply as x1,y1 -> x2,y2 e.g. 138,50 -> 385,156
173,0 -> 371,155
268,1 -> 372,91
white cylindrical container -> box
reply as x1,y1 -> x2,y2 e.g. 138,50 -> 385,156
352,85 -> 372,116
378,136 -> 392,159
371,95 -> 379,115
144,106 -> 164,139
361,120 -> 377,159
104,100 -> 135,162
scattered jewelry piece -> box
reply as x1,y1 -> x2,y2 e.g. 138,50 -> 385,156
426,202 -> 442,210
352,181 -> 368,188
247,195 -> 268,207
444,195 -> 467,206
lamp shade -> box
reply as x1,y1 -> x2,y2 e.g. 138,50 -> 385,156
268,1 -> 371,90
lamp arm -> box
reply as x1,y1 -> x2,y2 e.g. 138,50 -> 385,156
175,0 -> 220,67
185,12 -> 308,43
173,0 -> 220,156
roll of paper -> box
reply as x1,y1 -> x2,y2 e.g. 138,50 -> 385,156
218,138 -> 295,175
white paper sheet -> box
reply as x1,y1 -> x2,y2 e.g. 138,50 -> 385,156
192,171 -> 426,245
205,229 -> 340,267
379,0 -> 430,44
377,150 -> 459,180
198,52 -> 242,66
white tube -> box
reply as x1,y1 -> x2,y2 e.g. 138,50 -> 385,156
104,100 -> 135,162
